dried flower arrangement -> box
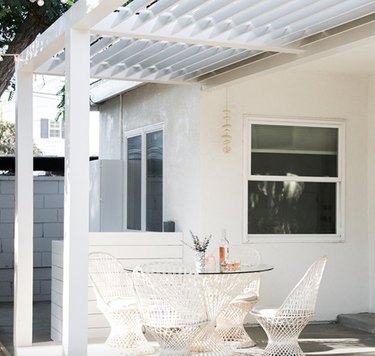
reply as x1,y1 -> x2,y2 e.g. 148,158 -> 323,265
181,230 -> 212,253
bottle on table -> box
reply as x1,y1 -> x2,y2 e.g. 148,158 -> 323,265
219,229 -> 229,268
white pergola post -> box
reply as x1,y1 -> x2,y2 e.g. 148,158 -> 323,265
14,69 -> 34,348
62,27 -> 90,356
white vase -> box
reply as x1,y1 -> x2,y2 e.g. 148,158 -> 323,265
195,251 -> 205,272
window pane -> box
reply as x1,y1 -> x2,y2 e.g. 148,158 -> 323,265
251,125 -> 338,177
49,121 -> 61,138
127,136 -> 142,230
248,181 -> 336,234
146,131 -> 163,232
252,152 -> 337,177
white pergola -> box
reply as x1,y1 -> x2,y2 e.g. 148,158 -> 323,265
14,0 -> 375,354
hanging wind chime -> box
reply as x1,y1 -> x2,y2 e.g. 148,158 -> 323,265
222,89 -> 232,153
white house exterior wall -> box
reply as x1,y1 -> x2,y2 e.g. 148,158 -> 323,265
99,72 -> 371,321
100,84 -> 202,254
99,97 -> 122,160
200,70 -> 370,321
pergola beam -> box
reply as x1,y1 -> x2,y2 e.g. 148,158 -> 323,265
19,0 -> 125,71
91,26 -> 304,54
202,13 -> 375,89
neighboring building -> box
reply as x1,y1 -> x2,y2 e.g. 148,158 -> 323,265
0,75 -> 99,157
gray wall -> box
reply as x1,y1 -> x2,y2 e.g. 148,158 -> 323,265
0,176 -> 64,302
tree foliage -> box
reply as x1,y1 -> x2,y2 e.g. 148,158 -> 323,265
0,0 -> 75,98
0,119 -> 42,155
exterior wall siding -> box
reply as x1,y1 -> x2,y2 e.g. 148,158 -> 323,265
0,176 -> 64,302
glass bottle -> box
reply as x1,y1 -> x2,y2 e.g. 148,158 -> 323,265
219,229 -> 229,268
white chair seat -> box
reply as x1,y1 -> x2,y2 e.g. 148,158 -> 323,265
231,293 -> 258,304
108,297 -> 137,310
251,306 -> 278,318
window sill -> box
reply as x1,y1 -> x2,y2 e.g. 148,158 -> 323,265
246,234 -> 344,243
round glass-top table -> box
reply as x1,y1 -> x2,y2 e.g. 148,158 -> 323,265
129,263 -> 273,355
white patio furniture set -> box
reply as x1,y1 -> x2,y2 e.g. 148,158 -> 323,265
88,252 -> 327,356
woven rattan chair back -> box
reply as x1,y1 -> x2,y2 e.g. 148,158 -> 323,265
88,252 -> 134,306
278,256 -> 328,317
133,261 -> 208,355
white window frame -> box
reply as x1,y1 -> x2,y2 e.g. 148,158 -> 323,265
124,123 -> 164,231
49,119 -> 62,138
243,115 -> 345,243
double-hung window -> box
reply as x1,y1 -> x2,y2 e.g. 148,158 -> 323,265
245,117 -> 345,242
40,118 -> 64,139
125,124 -> 163,232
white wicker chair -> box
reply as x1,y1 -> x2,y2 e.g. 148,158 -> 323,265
251,256 -> 328,356
88,252 -> 154,355
132,262 -> 208,356
216,247 -> 261,348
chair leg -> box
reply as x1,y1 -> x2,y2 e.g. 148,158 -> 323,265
105,308 -> 155,355
255,315 -> 309,356
216,301 -> 257,348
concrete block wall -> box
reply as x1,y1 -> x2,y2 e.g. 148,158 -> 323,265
0,176 -> 64,302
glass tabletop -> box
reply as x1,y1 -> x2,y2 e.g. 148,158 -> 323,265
126,264 -> 273,275
198,263 -> 273,275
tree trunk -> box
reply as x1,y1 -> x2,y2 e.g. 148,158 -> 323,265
0,10 -> 48,98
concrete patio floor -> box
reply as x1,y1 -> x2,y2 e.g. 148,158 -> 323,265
0,302 -> 374,355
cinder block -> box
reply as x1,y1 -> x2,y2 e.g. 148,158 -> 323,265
34,252 -> 42,267
0,281 -> 12,297
0,239 -> 14,253
34,180 -> 59,194
42,252 -> 52,266
58,181 -> 65,194
0,253 -> 13,268
57,209 -> 64,222
40,280 -> 51,295
33,280 -> 41,294
34,209 -> 58,223
0,269 -> 13,282
44,195 -> 64,209
34,223 -> 43,238
0,209 -> 14,223
0,223 -> 14,239
0,296 -> 12,302
34,294 -> 50,302
0,195 -> 14,209
34,195 -> 44,209
34,237 -> 54,252
43,223 -> 64,238
34,267 -> 51,280
0,181 -> 15,194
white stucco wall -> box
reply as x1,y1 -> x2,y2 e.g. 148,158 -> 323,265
99,72 -> 372,321
200,71 -> 370,321
100,84 -> 202,248
99,97 -> 122,160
